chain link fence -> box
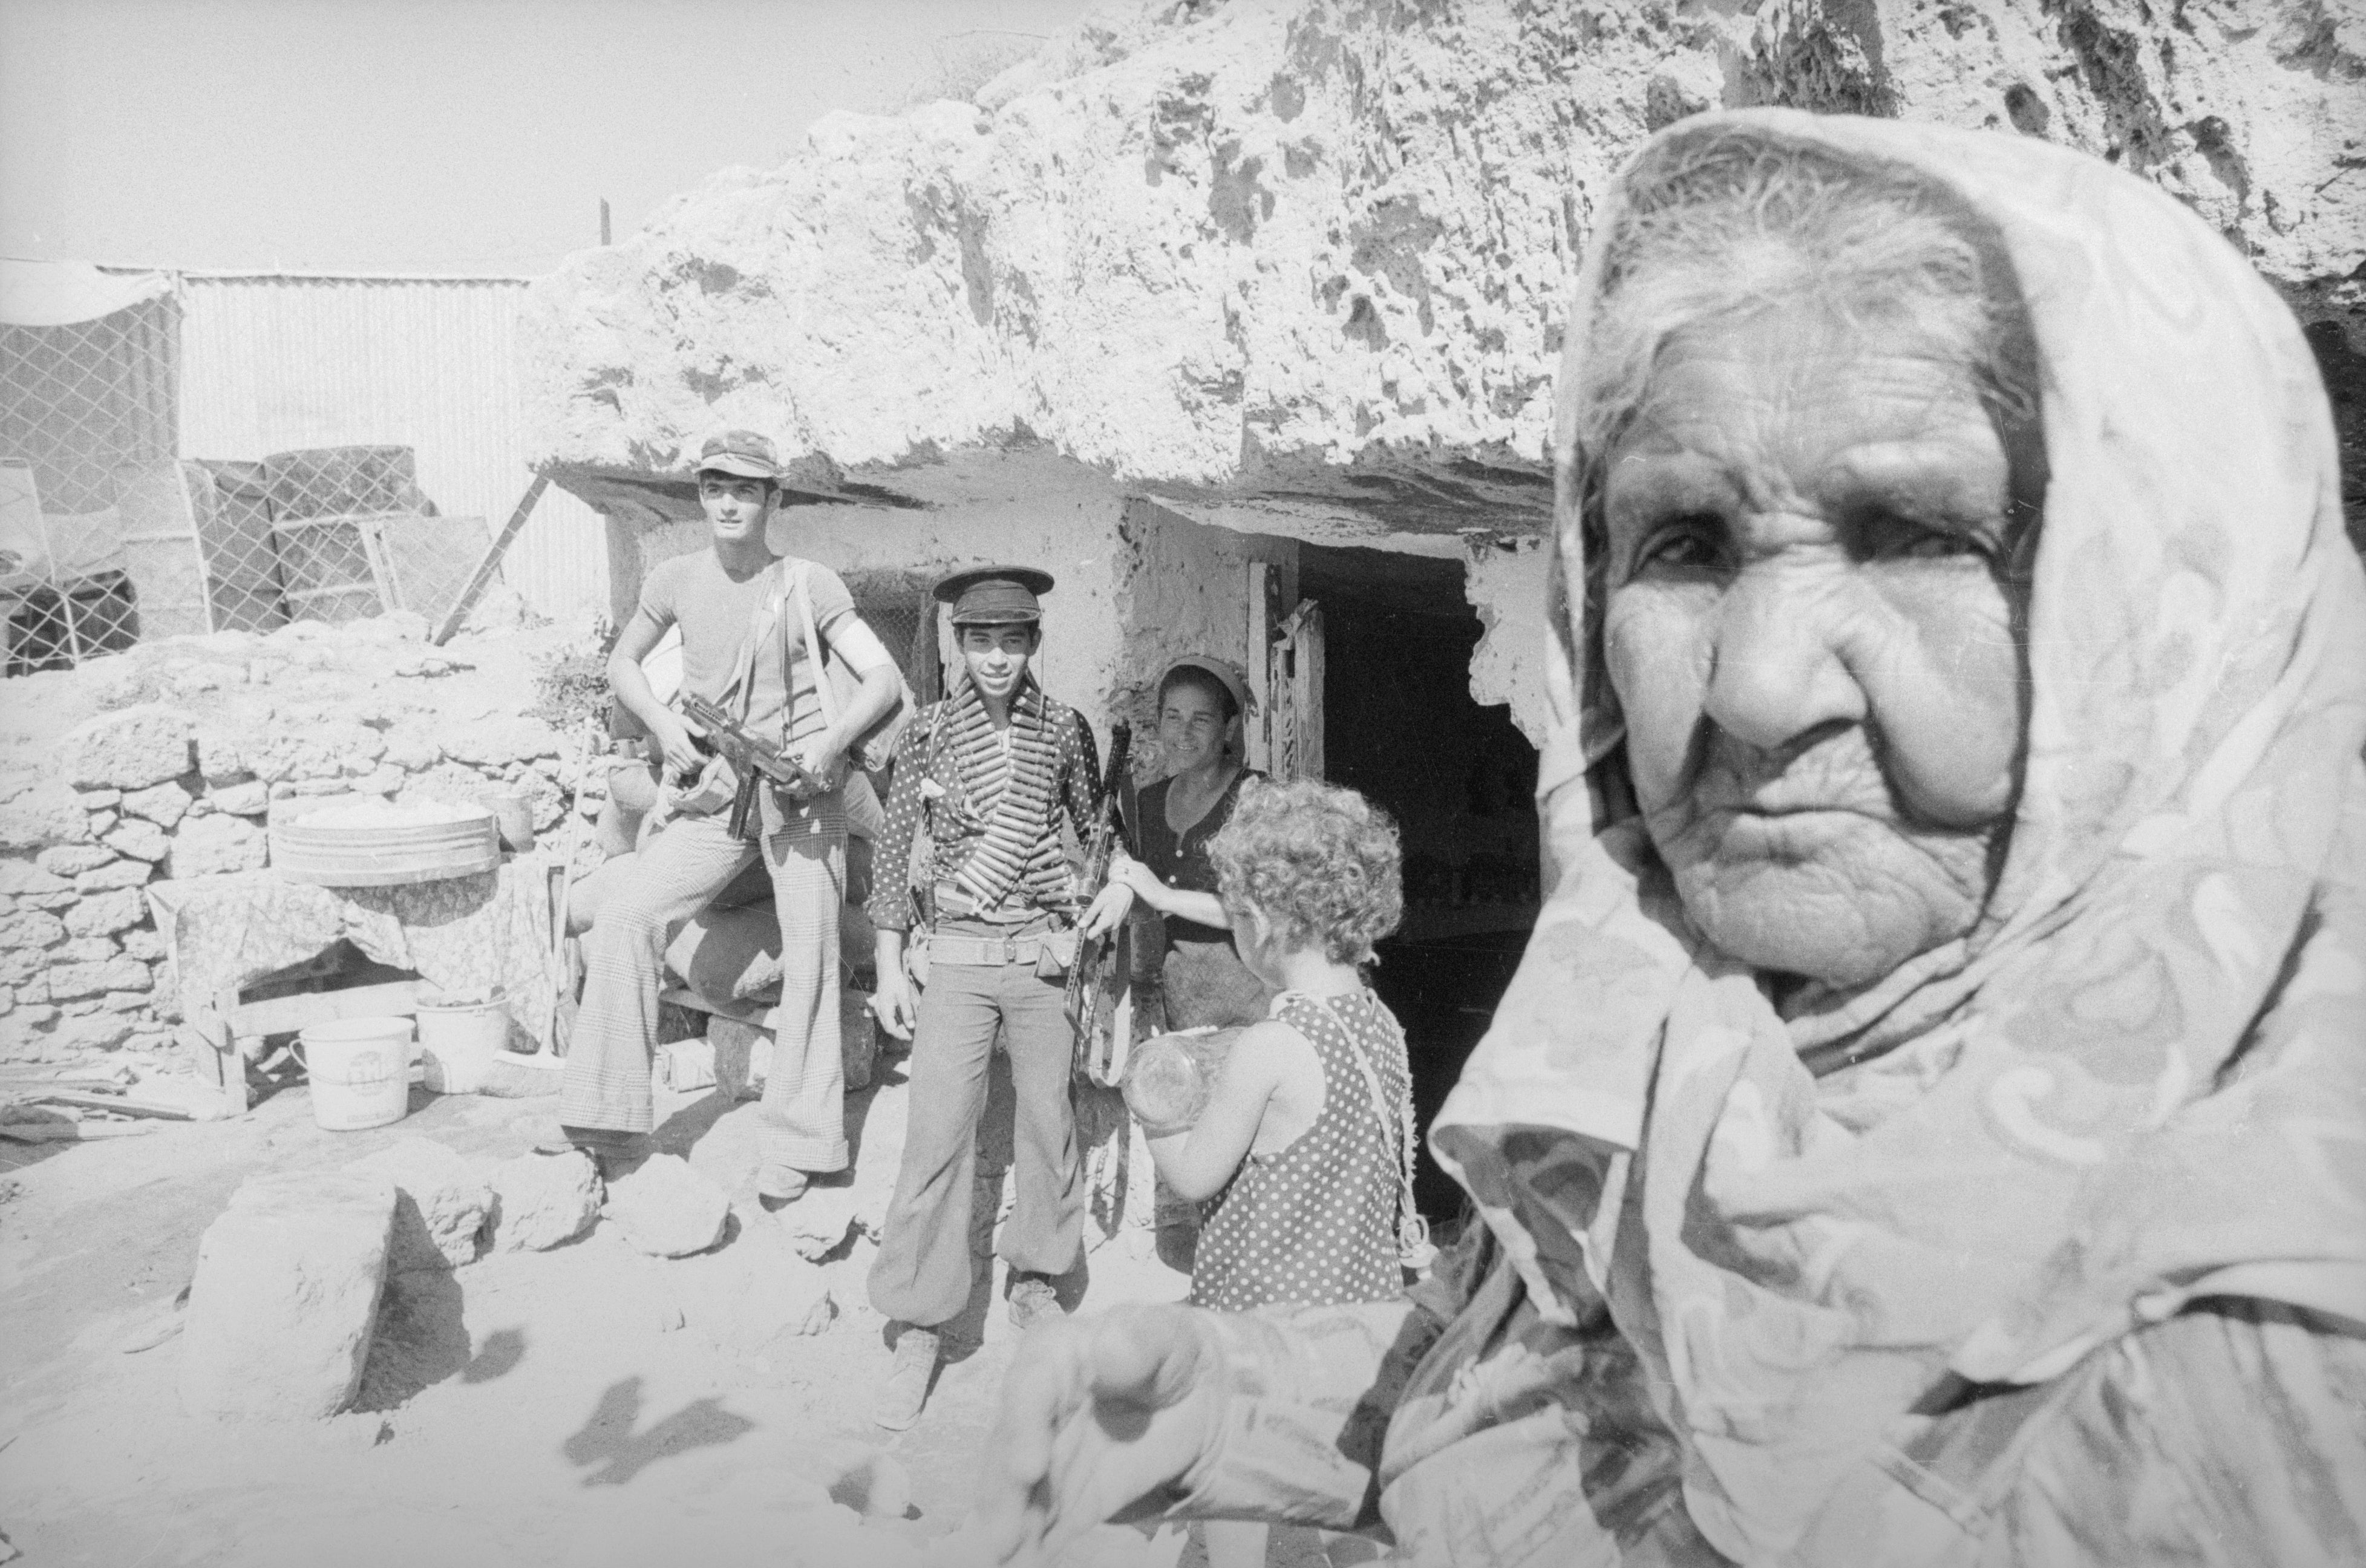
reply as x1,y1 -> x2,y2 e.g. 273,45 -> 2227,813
1,437 -> 493,676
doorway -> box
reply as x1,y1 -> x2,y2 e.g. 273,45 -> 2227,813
1298,543 -> 1541,1225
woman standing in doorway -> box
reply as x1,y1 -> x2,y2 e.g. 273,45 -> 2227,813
1083,657 -> 1273,1032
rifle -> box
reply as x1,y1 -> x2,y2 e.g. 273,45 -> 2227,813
1065,722 -> 1134,1084
676,692 -> 822,841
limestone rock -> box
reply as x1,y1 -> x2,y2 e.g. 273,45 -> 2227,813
166,815 -> 267,880
195,728 -> 253,786
0,797 -> 91,851
74,789 -> 122,811
56,935 -> 120,962
209,780 -> 269,817
600,1152 -> 730,1258
119,782 -> 194,828
74,858 -> 154,893
442,718 -> 562,769
63,890 -> 145,938
46,957 -> 149,1001
523,0 -> 2365,537
83,810 -> 119,840
485,1150 -> 602,1252
381,731 -> 442,773
246,720 -> 386,785
178,1170 -> 397,1422
64,707 -> 194,791
0,910 -> 65,950
103,820 -> 169,862
120,926 -> 165,961
55,1011 -> 134,1051
0,861 -> 68,898
342,1137 -> 493,1270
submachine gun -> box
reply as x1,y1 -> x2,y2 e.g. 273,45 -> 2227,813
676,693 -> 821,841
1064,722 -> 1134,1086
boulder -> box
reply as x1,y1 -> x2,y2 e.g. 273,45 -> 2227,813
63,890 -> 144,938
119,782 -> 194,829
178,1170 -> 397,1421
46,957 -> 149,1001
74,859 -> 154,893
64,707 -> 193,792
0,910 -> 65,950
166,815 -> 267,880
485,1150 -> 602,1252
342,1137 -> 493,1270
210,781 -> 269,817
600,1152 -> 730,1258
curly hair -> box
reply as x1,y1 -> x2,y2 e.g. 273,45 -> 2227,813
1208,778 -> 1404,966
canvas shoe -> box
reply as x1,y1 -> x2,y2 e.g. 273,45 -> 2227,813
1006,1272 -> 1065,1333
756,1163 -> 810,1207
874,1325 -> 941,1432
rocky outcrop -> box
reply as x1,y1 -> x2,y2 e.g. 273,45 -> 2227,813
525,0 -> 2366,535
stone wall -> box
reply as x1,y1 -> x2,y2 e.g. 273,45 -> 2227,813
0,615 -> 583,1070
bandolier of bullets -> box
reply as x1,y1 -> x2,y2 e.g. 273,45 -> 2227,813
944,678 -> 1071,908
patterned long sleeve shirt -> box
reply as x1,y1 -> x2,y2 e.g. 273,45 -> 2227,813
864,691 -> 1102,933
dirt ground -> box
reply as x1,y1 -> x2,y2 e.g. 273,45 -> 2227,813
0,1050 -> 1365,1568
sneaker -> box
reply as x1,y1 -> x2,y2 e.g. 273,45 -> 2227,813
874,1326 -> 940,1432
756,1163 -> 809,1209
1006,1272 -> 1065,1333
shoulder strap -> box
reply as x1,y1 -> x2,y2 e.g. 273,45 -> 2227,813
791,559 -> 838,730
1306,990 -> 1433,1272
717,558 -> 789,725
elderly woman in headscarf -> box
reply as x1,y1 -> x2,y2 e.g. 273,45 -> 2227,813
974,108 -> 2366,1567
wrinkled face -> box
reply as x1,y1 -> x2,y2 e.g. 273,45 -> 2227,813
1598,309 -> 2028,987
959,624 -> 1038,701
698,474 -> 772,546
1157,681 -> 1235,774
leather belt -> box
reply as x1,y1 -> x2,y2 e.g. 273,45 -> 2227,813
926,932 -> 1050,968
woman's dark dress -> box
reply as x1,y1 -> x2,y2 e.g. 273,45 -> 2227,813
1136,769 -> 1273,1030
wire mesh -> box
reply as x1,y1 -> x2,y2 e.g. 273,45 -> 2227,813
1,298 -> 176,673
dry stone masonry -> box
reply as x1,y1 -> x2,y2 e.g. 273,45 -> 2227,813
0,612 -> 595,1073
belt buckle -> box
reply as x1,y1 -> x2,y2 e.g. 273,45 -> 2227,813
1000,935 -> 1018,965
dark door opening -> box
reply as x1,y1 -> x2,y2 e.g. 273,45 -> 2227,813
1301,543 -> 1541,1224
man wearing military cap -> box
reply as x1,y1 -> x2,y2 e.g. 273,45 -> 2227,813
864,564 -> 1104,1429
549,430 -> 903,1207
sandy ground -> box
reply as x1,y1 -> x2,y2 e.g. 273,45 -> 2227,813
0,1050 -> 1366,1568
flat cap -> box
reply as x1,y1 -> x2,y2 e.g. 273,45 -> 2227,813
935,564 -> 1054,626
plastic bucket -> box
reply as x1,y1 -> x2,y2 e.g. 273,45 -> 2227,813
416,996 -> 511,1095
298,1016 -> 416,1131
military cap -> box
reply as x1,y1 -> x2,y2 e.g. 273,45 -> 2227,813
935,564 -> 1055,626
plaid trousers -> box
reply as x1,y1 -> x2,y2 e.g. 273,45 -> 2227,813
558,789 -> 849,1171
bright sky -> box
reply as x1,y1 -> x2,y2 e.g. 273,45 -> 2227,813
0,0 -> 1097,276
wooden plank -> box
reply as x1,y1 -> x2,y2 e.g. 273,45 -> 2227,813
658,985 -> 783,1033
431,472 -> 549,645
230,978 -> 422,1038
22,1091 -> 195,1122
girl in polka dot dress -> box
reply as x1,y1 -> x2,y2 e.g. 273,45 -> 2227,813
1134,778 -> 1422,1568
